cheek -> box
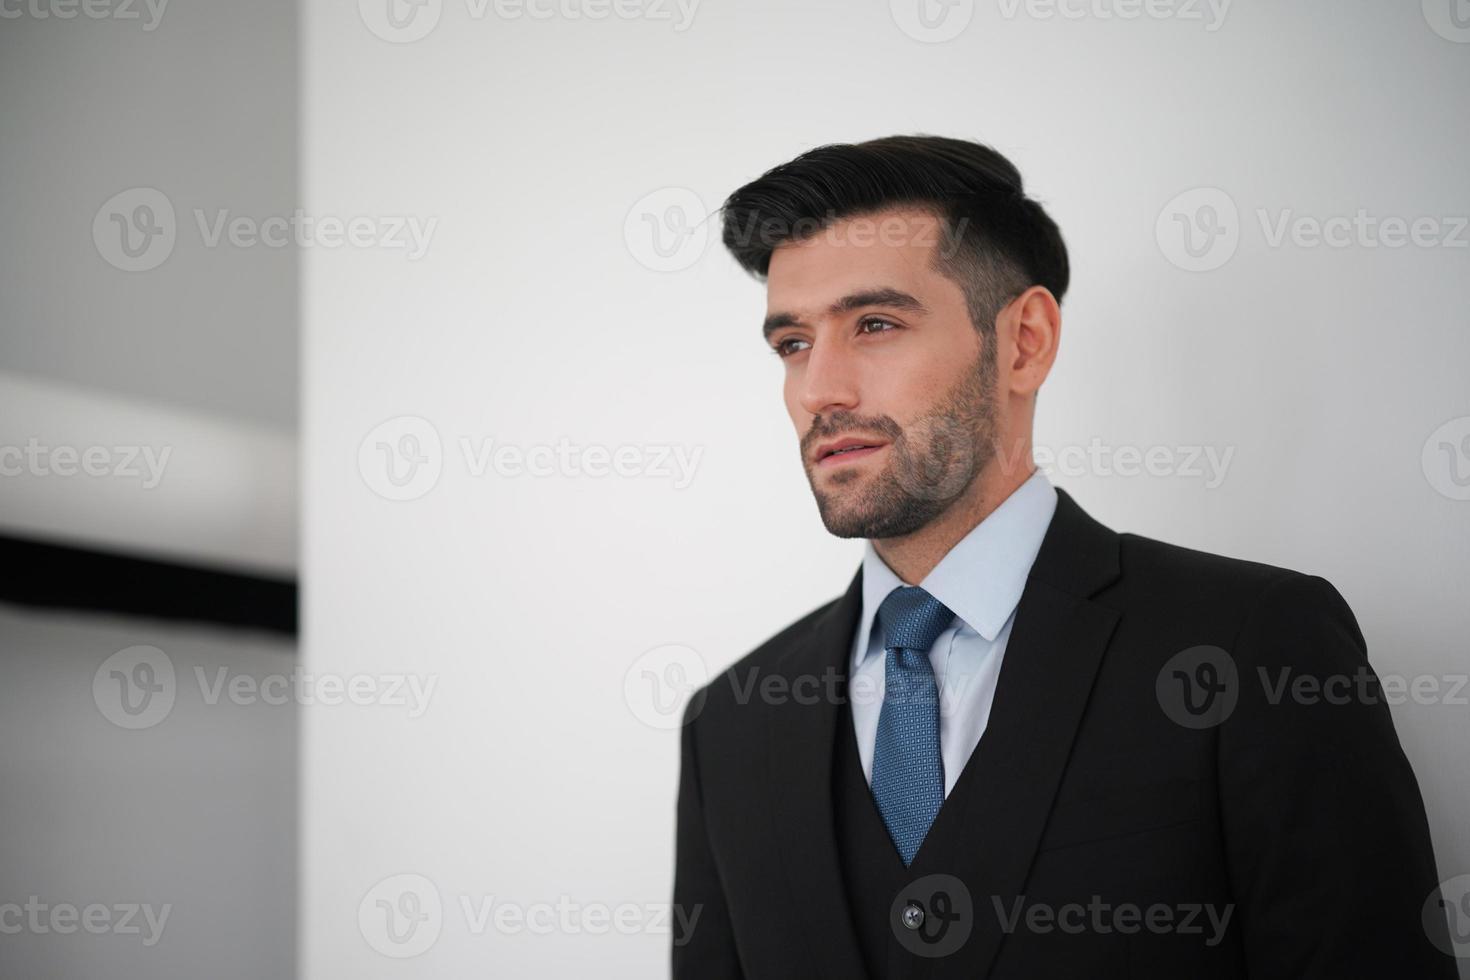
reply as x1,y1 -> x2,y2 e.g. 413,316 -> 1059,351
783,372 -> 807,427
867,367 -> 930,422
893,342 -> 974,412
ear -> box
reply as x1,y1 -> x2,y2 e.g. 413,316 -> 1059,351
1002,285 -> 1061,398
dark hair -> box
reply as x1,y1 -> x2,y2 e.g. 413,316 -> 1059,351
719,135 -> 1069,336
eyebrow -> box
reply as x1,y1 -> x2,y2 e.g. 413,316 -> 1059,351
761,287 -> 930,340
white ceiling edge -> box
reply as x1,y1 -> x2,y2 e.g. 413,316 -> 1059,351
0,370 -> 297,577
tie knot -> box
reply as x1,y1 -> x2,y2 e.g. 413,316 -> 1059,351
877,586 -> 955,654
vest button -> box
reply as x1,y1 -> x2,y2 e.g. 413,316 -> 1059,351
900,902 -> 925,930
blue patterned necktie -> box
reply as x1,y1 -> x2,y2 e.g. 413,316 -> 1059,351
870,585 -> 955,866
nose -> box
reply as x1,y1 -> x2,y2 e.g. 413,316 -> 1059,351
796,339 -> 860,418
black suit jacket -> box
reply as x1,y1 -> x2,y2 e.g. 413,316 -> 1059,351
672,488 -> 1454,978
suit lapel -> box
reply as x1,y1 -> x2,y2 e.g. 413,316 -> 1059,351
929,487 -> 1122,979
766,566 -> 871,980
762,488 -> 1121,980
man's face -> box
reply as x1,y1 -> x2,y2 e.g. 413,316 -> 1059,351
763,208 -> 1002,539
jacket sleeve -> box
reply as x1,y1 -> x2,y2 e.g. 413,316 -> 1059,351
672,691 -> 745,979
1218,572 -> 1456,977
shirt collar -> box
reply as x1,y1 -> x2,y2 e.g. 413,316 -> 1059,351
853,469 -> 1059,666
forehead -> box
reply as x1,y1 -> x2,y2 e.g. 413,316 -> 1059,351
764,208 -> 951,314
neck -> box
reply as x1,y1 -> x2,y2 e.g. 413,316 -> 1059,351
871,459 -> 1035,585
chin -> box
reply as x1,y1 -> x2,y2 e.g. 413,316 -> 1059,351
814,492 -> 943,541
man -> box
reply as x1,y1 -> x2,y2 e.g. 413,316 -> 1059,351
670,135 -> 1454,979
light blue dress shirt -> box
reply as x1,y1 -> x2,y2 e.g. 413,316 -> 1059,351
850,469 -> 1058,796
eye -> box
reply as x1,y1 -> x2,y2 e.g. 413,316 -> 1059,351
771,336 -> 810,358
859,316 -> 899,335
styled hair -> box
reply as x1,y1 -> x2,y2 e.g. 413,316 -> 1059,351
719,135 -> 1069,335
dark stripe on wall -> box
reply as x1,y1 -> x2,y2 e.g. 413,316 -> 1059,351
0,534 -> 297,636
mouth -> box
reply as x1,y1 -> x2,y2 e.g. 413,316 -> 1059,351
814,438 -> 888,468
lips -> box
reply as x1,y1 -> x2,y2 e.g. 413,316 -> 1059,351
815,437 -> 888,466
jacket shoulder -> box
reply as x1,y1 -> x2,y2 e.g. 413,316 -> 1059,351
1111,529 -> 1360,643
1117,530 -> 1307,597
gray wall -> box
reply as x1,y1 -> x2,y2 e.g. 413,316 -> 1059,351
0,1 -> 299,978
0,607 -> 297,979
0,0 -> 298,428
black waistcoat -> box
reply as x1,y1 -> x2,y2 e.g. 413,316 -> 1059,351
832,673 -> 988,980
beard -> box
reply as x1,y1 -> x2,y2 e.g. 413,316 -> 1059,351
801,343 -> 999,540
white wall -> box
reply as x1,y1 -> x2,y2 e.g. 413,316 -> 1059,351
302,2 -> 1470,976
